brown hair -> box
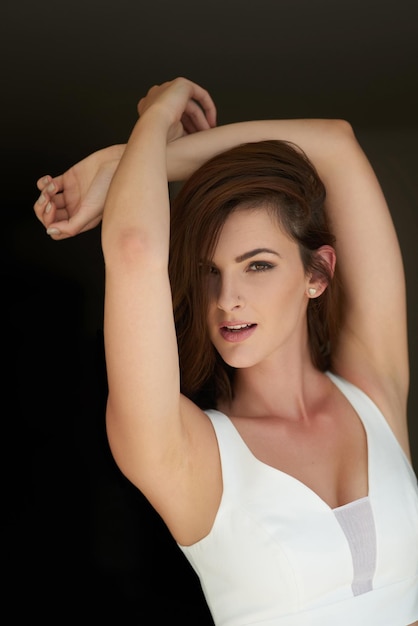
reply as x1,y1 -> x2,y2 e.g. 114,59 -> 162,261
169,140 -> 340,407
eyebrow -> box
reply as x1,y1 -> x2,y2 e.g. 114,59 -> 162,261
235,248 -> 281,263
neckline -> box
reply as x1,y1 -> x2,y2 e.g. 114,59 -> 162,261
209,372 -> 370,512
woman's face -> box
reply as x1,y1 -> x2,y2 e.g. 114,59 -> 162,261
205,207 -> 311,369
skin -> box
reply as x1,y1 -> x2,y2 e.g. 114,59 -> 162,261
206,208 -> 366,513
205,207 -> 332,372
33,78 -> 415,623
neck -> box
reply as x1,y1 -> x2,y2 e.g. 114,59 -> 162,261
225,352 -> 328,421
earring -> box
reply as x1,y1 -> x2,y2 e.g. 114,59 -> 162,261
308,287 -> 317,296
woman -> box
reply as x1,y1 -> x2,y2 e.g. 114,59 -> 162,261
34,78 -> 418,624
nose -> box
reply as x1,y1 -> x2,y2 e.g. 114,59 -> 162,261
216,276 -> 243,311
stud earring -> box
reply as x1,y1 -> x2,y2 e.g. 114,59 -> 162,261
308,287 -> 317,296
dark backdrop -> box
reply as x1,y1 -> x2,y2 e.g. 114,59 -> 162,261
3,0 -> 417,622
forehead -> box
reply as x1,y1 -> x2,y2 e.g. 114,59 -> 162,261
215,207 -> 292,253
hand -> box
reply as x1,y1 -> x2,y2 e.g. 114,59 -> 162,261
137,77 -> 217,143
33,144 -> 124,240
34,79 -> 217,240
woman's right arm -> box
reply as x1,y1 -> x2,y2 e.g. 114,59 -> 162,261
100,79 -> 225,544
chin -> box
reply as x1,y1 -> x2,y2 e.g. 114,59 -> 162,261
220,352 -> 258,370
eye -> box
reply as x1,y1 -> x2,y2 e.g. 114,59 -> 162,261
248,261 -> 274,272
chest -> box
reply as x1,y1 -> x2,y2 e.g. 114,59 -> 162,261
229,396 -> 368,509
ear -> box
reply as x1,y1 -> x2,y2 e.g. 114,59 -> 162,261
306,245 -> 336,298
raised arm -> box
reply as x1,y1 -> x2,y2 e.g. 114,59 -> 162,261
100,79 -> 223,540
311,122 -> 409,452
171,119 -> 408,430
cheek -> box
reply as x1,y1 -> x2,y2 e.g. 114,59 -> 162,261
271,275 -> 308,313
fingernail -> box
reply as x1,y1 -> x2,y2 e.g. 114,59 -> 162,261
47,227 -> 61,236
46,182 -> 55,193
45,202 -> 52,214
39,193 -> 45,204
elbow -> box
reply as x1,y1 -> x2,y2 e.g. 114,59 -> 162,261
329,118 -> 356,141
102,227 -> 158,268
318,119 -> 358,157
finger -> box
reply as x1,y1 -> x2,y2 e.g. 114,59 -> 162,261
181,113 -> 206,135
186,82 -> 217,128
36,175 -> 51,191
33,188 -> 53,223
46,209 -> 100,240
182,99 -> 212,131
34,197 -> 70,231
34,198 -> 62,229
45,226 -> 65,240
34,178 -> 58,206
34,181 -> 60,224
181,115 -> 197,135
180,99 -> 217,135
36,173 -> 64,193
50,193 -> 66,210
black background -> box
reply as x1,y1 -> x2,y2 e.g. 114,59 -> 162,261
3,1 -> 417,622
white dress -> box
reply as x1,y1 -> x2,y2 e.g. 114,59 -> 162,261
178,372 -> 418,625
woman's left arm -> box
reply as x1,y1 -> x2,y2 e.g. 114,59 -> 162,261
308,121 -> 408,407
170,119 -> 409,442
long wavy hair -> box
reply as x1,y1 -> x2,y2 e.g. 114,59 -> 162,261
169,140 -> 340,408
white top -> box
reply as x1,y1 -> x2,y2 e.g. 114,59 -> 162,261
178,372 -> 418,625
333,496 -> 376,596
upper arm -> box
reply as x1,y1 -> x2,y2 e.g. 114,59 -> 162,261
320,121 -> 409,405
103,238 -> 182,451
102,238 -> 223,537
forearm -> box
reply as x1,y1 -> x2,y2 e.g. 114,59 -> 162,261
166,118 -> 347,182
95,119 -> 348,199
39,118 -> 352,242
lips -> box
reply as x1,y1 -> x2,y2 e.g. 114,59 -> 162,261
219,323 -> 257,343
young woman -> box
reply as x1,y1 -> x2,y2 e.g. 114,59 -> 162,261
34,77 -> 418,625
